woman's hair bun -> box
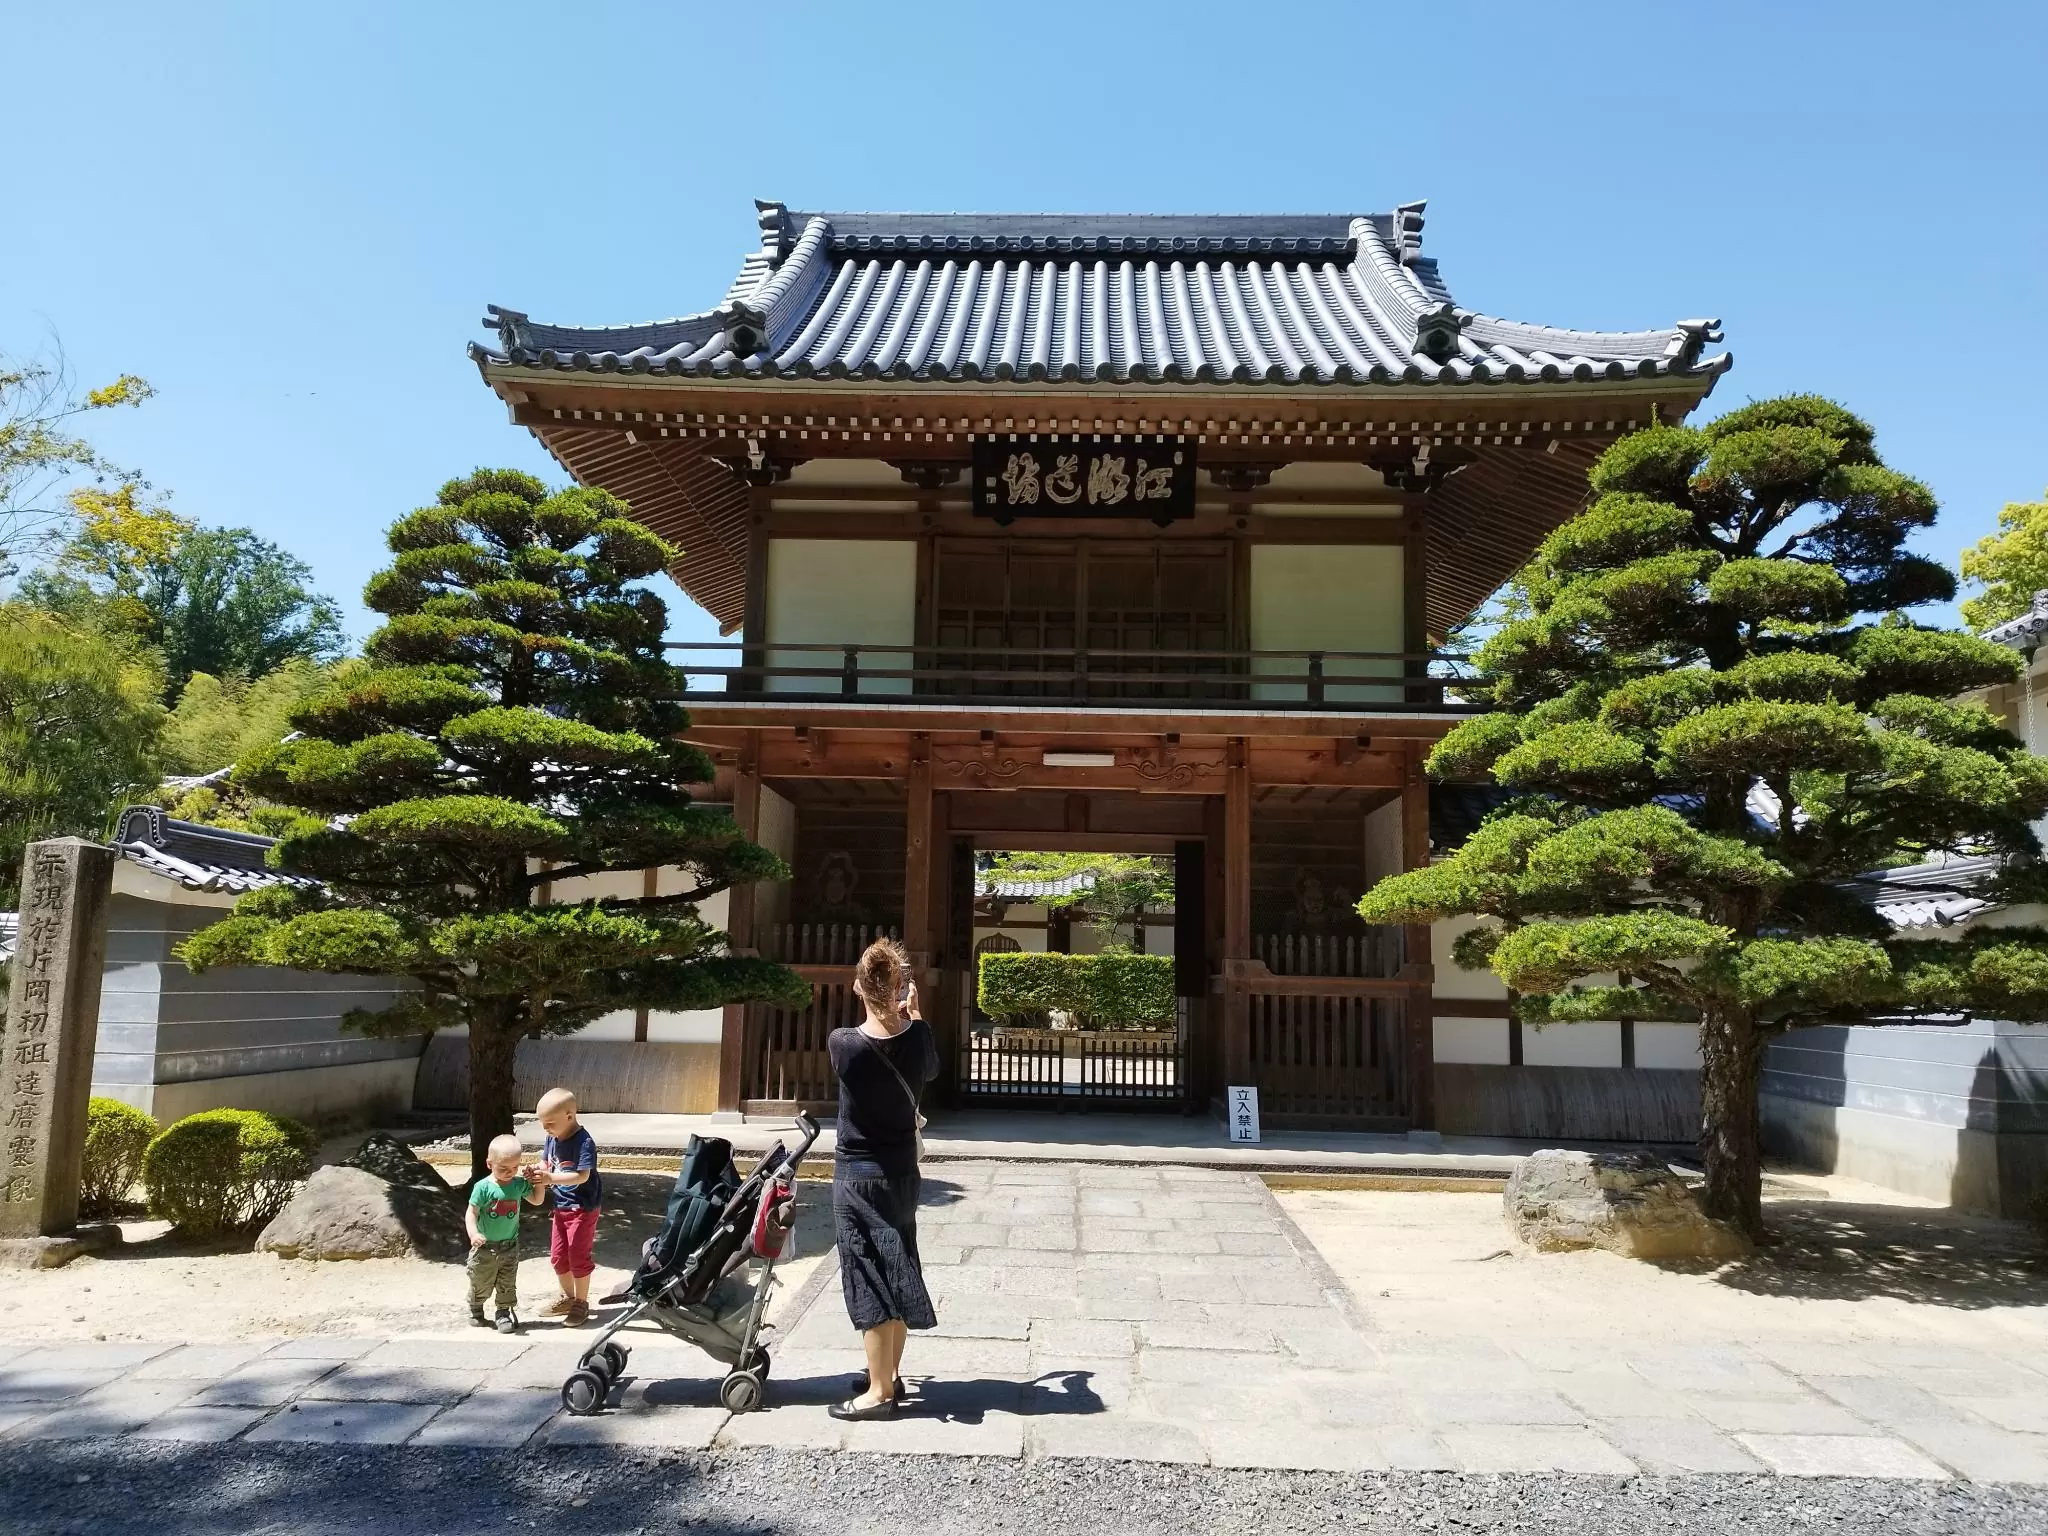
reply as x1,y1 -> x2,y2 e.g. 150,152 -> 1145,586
854,936 -> 911,1011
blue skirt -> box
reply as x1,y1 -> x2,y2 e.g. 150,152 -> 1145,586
833,1170 -> 937,1332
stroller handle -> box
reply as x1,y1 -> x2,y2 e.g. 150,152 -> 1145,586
791,1112 -> 821,1163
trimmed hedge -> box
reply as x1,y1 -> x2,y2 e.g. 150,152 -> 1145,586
82,1097 -> 158,1217
977,950 -> 1175,1028
140,1108 -> 318,1237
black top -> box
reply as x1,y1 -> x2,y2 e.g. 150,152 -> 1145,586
828,1016 -> 939,1181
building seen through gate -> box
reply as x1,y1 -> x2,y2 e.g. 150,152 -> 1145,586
466,199 -> 1730,1135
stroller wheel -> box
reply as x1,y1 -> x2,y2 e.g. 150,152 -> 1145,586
746,1347 -> 771,1381
592,1342 -> 629,1379
719,1369 -> 765,1414
561,1369 -> 609,1416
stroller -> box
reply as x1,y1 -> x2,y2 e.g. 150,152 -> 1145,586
559,1114 -> 820,1417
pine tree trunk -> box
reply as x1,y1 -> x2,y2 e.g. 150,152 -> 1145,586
466,1010 -> 521,1185
1696,1006 -> 1765,1238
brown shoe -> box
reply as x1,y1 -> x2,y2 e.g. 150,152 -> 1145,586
566,1300 -> 590,1327
539,1296 -> 575,1318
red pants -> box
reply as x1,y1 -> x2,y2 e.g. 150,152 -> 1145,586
549,1207 -> 601,1277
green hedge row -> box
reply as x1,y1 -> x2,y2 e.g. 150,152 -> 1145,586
977,950 -> 1176,1028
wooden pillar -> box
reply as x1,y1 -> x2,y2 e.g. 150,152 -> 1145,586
1400,739 -> 1436,1128
716,733 -> 762,1114
1222,737 -> 1252,1088
1403,509 -> 1432,705
904,732 -> 935,981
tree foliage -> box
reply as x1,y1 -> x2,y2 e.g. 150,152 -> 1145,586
162,657 -> 348,776
176,470 -> 805,1175
0,605 -> 164,899
26,520 -> 344,700
0,342 -> 153,579
1358,396 -> 2048,1236
985,850 -> 1174,950
1959,489 -> 2048,632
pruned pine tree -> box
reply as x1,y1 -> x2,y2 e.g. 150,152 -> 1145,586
179,470 -> 806,1177
1358,397 -> 2048,1238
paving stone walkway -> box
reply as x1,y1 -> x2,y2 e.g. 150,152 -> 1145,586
2,1160 -> 2044,1481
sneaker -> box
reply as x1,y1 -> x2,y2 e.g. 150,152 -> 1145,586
494,1309 -> 520,1334
539,1296 -> 575,1318
469,1308 -> 490,1329
565,1300 -> 590,1327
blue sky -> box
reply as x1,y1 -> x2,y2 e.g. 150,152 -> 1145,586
6,2 -> 2044,645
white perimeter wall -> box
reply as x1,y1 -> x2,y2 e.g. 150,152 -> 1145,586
1429,913 -> 1701,1069
1247,545 -> 1404,702
765,538 -> 917,694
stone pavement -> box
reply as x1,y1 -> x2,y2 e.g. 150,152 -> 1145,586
2,1160 -> 2045,1481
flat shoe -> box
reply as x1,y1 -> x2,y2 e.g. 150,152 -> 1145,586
828,1396 -> 898,1422
852,1372 -> 905,1398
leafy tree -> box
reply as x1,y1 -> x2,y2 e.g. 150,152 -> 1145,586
1960,490 -> 2048,632
0,606 -> 164,900
178,470 -> 805,1177
0,342 -> 154,579
1358,396 -> 2048,1238
985,850 -> 1174,951
26,521 -> 344,700
162,657 -> 347,775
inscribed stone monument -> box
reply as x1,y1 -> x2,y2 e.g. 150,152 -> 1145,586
0,838 -> 118,1263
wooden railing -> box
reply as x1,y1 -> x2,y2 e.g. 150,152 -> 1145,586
743,924 -> 902,1110
1229,970 -> 1419,1129
1252,929 -> 1402,978
759,922 -> 899,967
665,641 -> 1474,713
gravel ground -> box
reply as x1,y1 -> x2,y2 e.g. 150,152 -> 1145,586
3,1441 -> 2045,1536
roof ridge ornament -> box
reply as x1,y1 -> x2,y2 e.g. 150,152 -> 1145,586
1669,317 -> 1725,366
1392,200 -> 1427,266
482,305 -> 530,355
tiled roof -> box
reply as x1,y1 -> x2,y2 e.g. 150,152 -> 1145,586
473,200 -> 1729,390
1846,853 -> 2004,932
112,804 -> 309,895
982,870 -> 1098,900
1982,590 -> 2048,652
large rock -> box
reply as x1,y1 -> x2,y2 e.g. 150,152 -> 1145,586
1504,1148 -> 1749,1261
257,1136 -> 467,1262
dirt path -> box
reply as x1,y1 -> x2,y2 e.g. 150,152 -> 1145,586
20,1169 -> 832,1343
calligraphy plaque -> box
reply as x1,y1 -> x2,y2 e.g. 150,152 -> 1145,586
972,434 -> 1196,525
0,839 -> 115,1240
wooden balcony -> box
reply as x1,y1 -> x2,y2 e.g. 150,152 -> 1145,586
666,641 -> 1474,715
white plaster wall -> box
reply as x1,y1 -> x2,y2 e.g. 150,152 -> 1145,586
755,784 -> 796,932
1523,1020 -> 1623,1068
765,538 -> 917,693
1635,1022 -> 1703,1069
1431,916 -> 1510,1001
1433,1017 -> 1510,1065
1248,544 -> 1404,702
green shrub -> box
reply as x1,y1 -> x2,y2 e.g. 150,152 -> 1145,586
141,1109 -> 318,1237
1086,949 -> 1176,1028
81,1097 -> 158,1216
977,950 -> 1175,1029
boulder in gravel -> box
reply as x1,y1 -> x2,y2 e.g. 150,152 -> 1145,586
1504,1148 -> 1749,1261
257,1136 -> 467,1262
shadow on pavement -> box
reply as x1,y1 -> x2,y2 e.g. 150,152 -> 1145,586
1695,1197 -> 2048,1308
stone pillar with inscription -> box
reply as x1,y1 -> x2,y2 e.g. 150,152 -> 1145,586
0,837 -> 120,1266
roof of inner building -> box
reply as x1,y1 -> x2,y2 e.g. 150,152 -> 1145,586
471,200 -> 1729,390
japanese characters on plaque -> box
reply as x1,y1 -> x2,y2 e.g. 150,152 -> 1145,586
1,845 -> 69,1209
1226,1084 -> 1261,1145
972,434 -> 1197,525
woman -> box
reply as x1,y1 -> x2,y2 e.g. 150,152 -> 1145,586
825,936 -> 939,1421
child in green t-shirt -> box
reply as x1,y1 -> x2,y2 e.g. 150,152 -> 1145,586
466,1133 -> 545,1332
